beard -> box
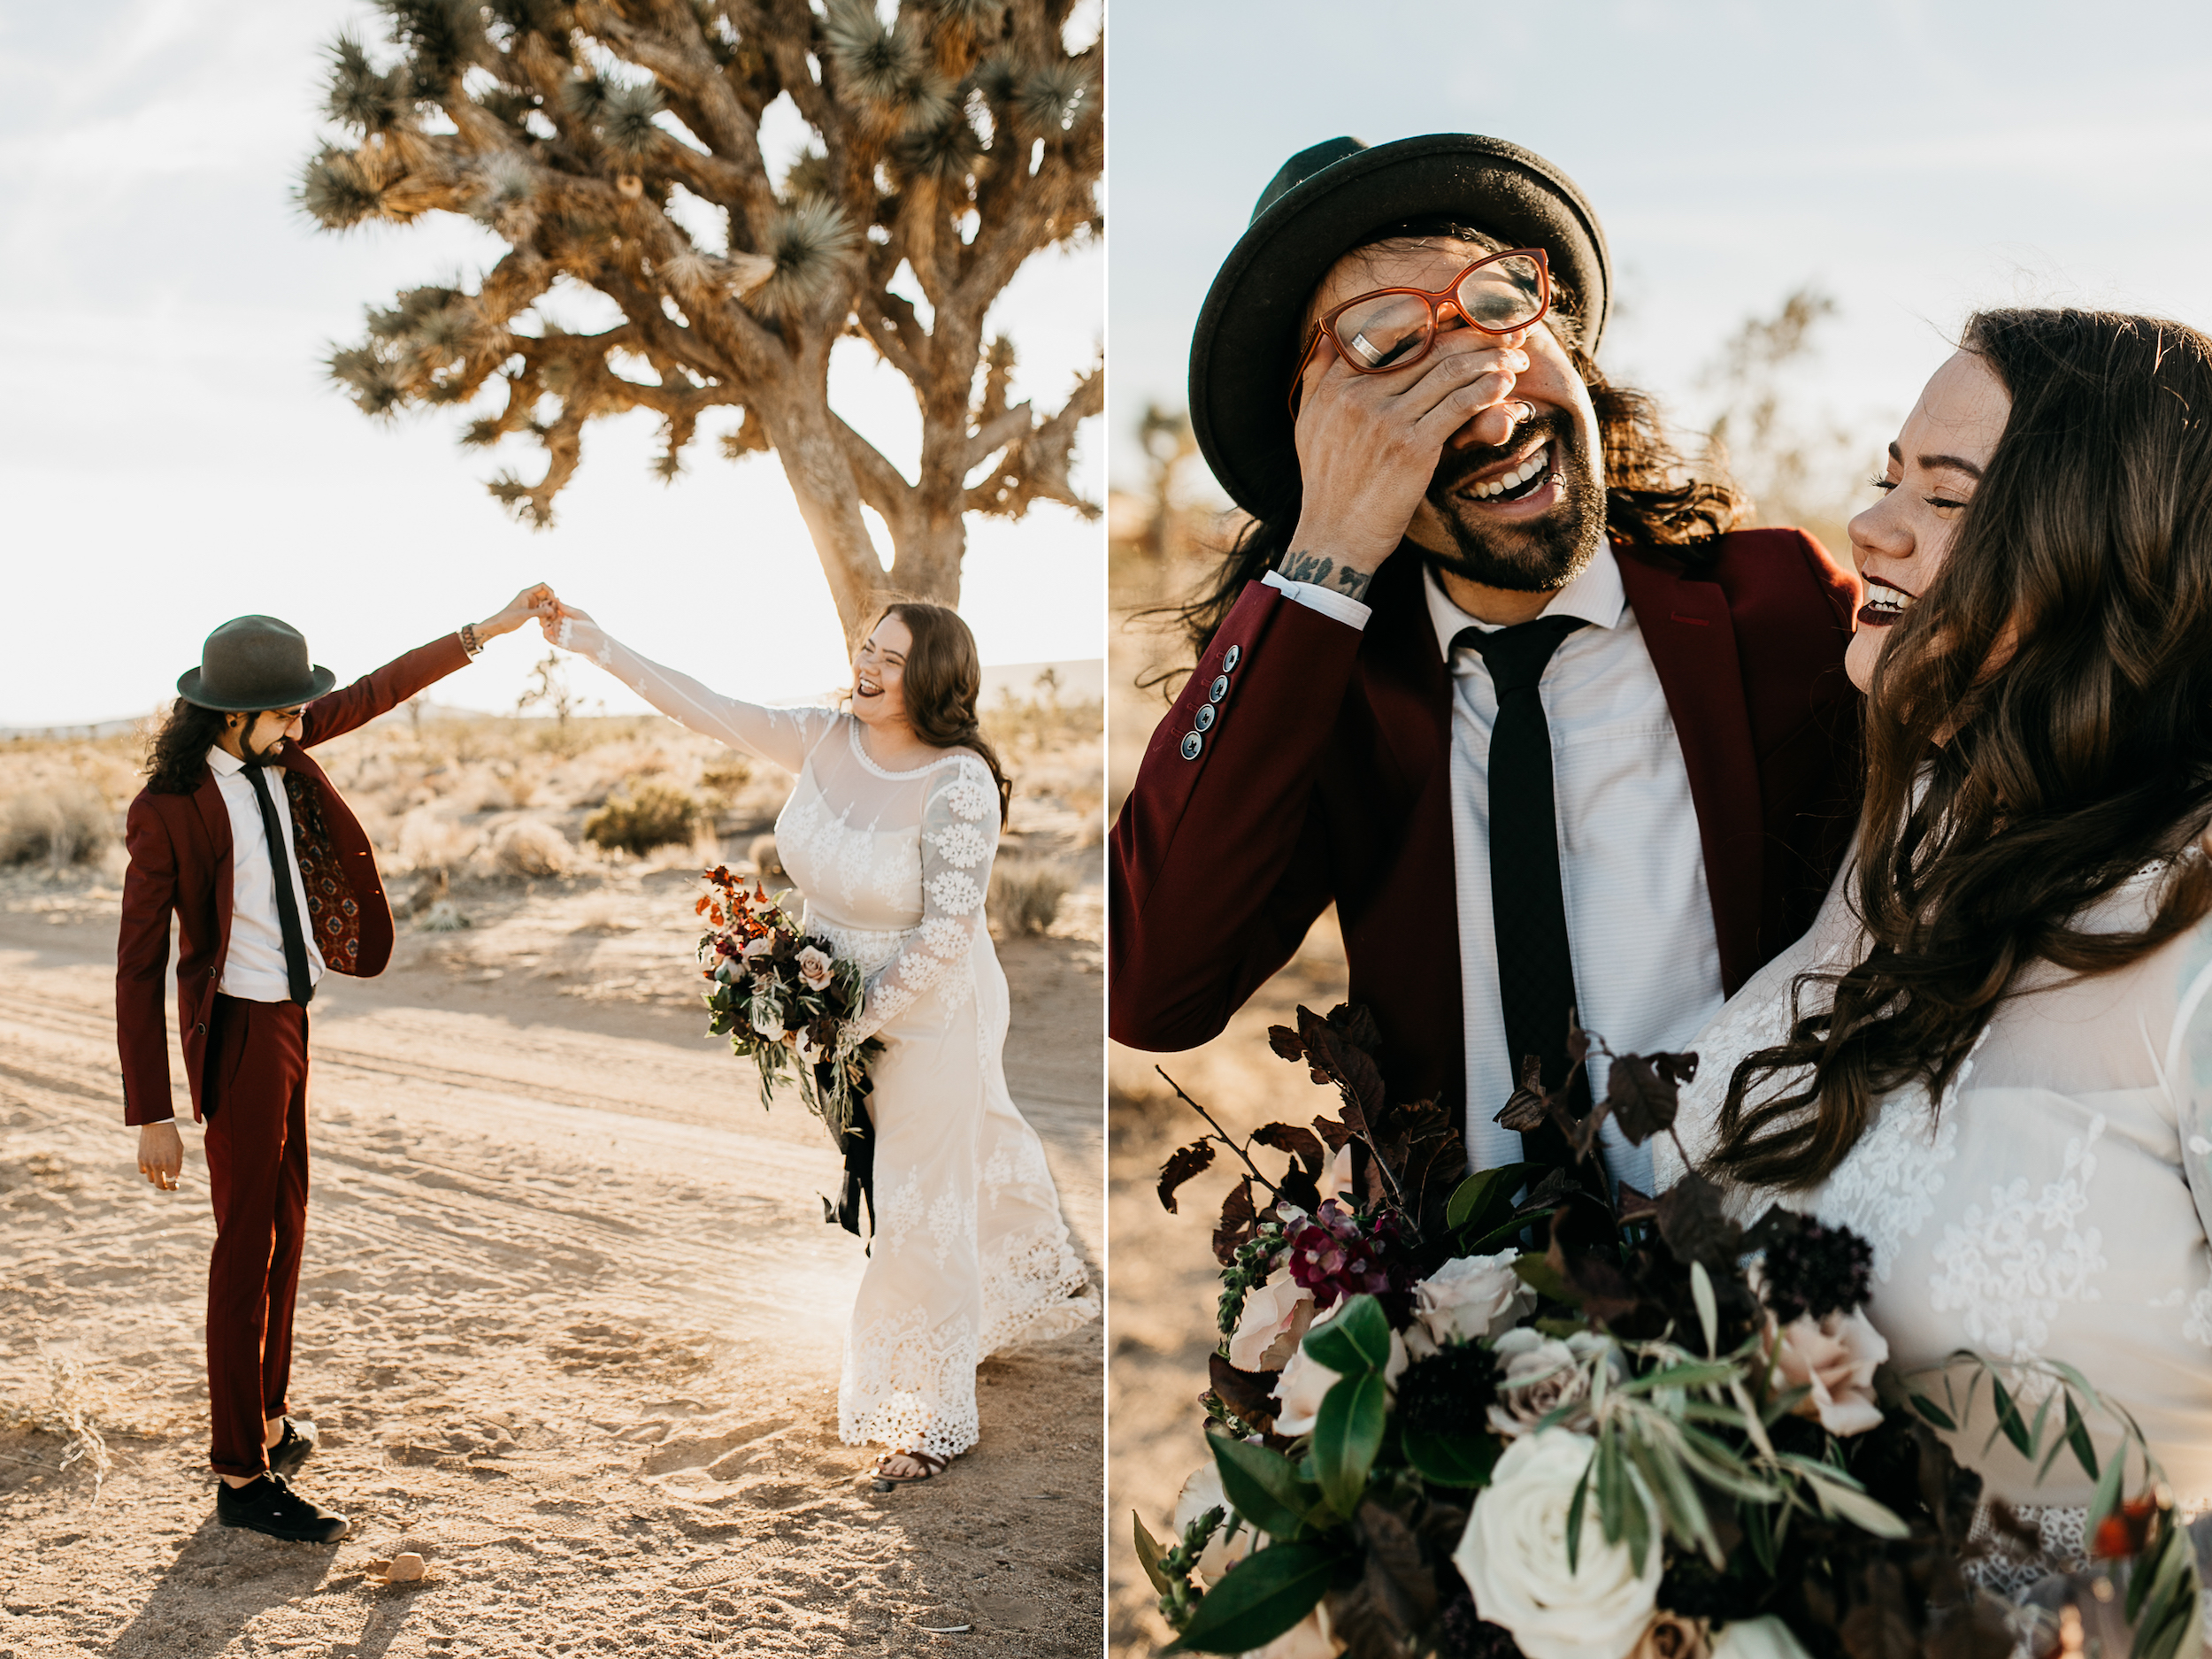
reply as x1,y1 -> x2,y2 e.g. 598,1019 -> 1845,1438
1419,411 -> 1608,595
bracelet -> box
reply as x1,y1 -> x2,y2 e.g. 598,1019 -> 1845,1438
460,623 -> 483,658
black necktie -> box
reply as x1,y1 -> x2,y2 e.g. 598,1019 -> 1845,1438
244,764 -> 315,1007
1457,617 -> 1586,1176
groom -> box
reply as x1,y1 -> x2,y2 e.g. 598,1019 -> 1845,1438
1110,134 -> 1863,1191
120,588 -> 549,1540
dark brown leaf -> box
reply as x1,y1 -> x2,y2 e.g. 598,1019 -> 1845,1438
1604,1052 -> 1679,1145
1267,1025 -> 1307,1063
1156,1139 -> 1215,1214
1325,1583 -> 1405,1659
1555,1095 -> 1605,1162
1207,1351 -> 1279,1428
1295,1005 -> 1384,1135
1253,1122 -> 1327,1177
1212,1176 -> 1257,1265
1651,1050 -> 1700,1087
1565,1009 -> 1591,1070
1655,1173 -> 1742,1267
1310,1114 -> 1355,1153
1615,1182 -> 1660,1224
1839,1562 -> 1918,1659
1325,1002 -> 1384,1056
1351,1498 -> 1435,1639
1494,1085 -> 1550,1133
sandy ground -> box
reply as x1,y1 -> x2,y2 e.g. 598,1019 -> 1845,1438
0,861 -> 1103,1658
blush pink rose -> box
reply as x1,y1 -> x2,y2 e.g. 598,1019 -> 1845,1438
1228,1278 -> 1316,1374
1770,1309 -> 1888,1437
795,945 -> 835,990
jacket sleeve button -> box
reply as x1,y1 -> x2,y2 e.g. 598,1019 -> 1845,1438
1179,731 -> 1203,761
1209,675 -> 1230,703
1223,644 -> 1241,671
1194,704 -> 1215,733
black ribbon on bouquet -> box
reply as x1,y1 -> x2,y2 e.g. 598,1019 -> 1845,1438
821,1112 -> 876,1248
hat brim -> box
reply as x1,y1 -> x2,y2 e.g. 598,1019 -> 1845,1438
1190,134 -> 1611,523
175,664 -> 338,713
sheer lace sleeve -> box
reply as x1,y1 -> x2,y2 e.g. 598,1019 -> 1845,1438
554,613 -> 835,773
844,756 -> 1001,1048
2164,925 -> 2212,1249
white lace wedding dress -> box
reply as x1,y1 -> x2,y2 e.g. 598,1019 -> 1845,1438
1657,858 -> 2212,1591
557,618 -> 1099,1463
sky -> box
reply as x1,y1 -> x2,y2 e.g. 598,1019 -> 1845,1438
1107,0 -> 2212,517
0,0 -> 1103,728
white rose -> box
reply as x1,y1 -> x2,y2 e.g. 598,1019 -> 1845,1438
1487,1329 -> 1612,1439
1405,1252 -> 1532,1359
1170,1464 -> 1256,1580
1709,1618 -> 1812,1659
741,933 -> 776,959
1769,1310 -> 1887,1438
749,1005 -> 783,1040
1228,1279 -> 1316,1373
1271,1314 -> 1409,1437
1454,1429 -> 1663,1659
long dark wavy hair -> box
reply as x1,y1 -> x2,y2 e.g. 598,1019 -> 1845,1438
1161,220 -> 1747,664
1712,307 -> 2212,1192
143,698 -> 234,794
876,602 -> 1012,826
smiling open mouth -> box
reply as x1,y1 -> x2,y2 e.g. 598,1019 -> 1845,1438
1857,577 -> 1916,628
1455,442 -> 1554,505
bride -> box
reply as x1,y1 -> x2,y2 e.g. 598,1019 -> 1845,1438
1659,307 -> 2212,1588
544,596 -> 1099,1484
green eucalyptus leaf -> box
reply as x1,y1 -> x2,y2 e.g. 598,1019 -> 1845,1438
1312,1371 -> 1387,1517
1565,1456 -> 1593,1575
2064,1392 -> 2100,1481
1162,1540 -> 1337,1655
1908,1393 -> 1958,1432
1403,1427 -> 1502,1489
1208,1432 -> 1315,1541
1302,1295 -> 1393,1376
1689,1259 -> 1718,1356
2088,1435 -> 2126,1532
1446,1164 -> 1539,1233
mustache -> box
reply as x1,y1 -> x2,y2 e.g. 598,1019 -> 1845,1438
1430,411 -> 1572,496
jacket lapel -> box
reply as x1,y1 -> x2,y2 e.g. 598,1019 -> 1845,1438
190,767 -> 236,947
1617,547 -> 1765,994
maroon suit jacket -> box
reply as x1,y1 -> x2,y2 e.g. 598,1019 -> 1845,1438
116,634 -> 471,1125
1110,530 -> 1863,1123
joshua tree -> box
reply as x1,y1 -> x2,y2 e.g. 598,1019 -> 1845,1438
300,0 -> 1102,641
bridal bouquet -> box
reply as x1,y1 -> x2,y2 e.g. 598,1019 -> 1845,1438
694,864 -> 881,1131
1137,1004 -> 2202,1659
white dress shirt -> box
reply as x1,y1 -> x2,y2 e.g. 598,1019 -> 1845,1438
206,745 -> 326,1003
1271,551 -> 1724,1192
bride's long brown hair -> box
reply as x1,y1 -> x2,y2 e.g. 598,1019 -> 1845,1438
876,602 -> 1012,826
1712,307 -> 2212,1192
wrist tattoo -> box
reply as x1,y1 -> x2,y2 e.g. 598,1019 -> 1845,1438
1279,550 -> 1371,602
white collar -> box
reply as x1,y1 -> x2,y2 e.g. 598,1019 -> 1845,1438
206,744 -> 244,778
1424,543 -> 1628,662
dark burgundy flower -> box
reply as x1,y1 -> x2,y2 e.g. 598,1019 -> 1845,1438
1284,1200 -> 1398,1310
1760,1218 -> 1875,1322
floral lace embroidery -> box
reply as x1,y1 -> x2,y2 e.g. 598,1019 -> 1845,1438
839,1303 -> 980,1462
2185,1280 -> 2212,1348
942,771 -> 993,822
926,870 -> 983,916
1925,1114 -> 2108,1381
926,1185 -> 978,1271
928,820 -> 991,868
872,1169 -> 926,1260
980,1223 -> 1100,1353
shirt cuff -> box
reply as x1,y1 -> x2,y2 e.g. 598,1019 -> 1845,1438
1263,570 -> 1373,631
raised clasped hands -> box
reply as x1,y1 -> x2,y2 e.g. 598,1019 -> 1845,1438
1289,325 -> 1535,584
537,596 -> 595,648
476,582 -> 562,641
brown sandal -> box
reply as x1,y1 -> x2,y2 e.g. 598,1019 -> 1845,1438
871,1449 -> 949,1487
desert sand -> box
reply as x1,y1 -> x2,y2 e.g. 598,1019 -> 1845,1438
0,696 -> 1103,1659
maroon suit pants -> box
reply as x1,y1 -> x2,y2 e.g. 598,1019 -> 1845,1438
202,994 -> 310,1478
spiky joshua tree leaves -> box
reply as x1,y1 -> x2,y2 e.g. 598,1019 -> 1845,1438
301,0 -> 1102,639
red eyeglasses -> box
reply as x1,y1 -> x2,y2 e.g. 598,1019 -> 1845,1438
1289,247 -> 1550,415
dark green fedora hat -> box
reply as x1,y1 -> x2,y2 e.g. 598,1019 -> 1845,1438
1189,133 -> 1612,523
177,615 -> 336,712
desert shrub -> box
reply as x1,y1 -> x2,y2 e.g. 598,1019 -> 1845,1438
397,808 -> 481,873
749,833 -> 785,879
0,780 -> 113,867
701,758 -> 753,797
583,783 -> 700,856
488,817 -> 572,878
989,856 -> 1070,937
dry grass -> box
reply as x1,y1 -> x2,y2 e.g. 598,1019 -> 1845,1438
0,780 -> 114,867
485,815 -> 573,878
991,856 -> 1072,936
0,1344 -> 116,1502
583,783 -> 702,856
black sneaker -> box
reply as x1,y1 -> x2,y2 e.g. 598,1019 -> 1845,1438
215,1473 -> 349,1543
267,1417 -> 317,1480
